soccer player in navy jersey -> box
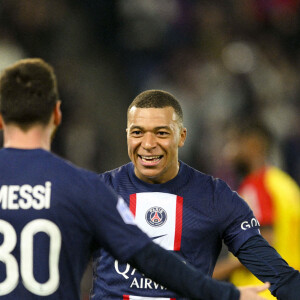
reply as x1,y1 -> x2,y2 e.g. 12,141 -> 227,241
92,89 -> 300,300
0,59 -> 270,300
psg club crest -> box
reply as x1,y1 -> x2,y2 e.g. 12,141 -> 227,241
145,206 -> 167,227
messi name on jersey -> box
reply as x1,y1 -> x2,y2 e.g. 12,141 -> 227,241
0,182 -> 51,210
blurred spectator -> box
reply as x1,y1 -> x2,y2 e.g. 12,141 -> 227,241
213,119 -> 300,299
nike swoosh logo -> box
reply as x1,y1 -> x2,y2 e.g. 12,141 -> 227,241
151,234 -> 167,240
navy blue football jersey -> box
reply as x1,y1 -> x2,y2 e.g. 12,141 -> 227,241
0,148 -> 150,299
92,161 -> 260,299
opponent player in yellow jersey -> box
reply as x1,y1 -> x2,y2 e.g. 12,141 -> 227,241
214,120 -> 300,299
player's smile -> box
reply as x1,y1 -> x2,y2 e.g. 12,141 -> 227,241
138,154 -> 163,166
127,106 -> 186,184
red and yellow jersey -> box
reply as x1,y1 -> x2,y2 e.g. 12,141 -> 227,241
230,166 -> 300,299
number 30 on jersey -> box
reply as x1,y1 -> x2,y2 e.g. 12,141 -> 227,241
0,219 -> 61,296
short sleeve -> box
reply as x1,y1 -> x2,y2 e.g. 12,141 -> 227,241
213,179 -> 261,255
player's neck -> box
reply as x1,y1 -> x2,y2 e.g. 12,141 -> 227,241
3,125 -> 52,151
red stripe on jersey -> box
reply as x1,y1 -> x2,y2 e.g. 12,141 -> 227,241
123,295 -> 129,300
129,194 -> 137,216
174,196 -> 183,251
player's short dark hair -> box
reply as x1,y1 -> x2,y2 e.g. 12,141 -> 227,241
128,90 -> 183,124
0,58 -> 59,130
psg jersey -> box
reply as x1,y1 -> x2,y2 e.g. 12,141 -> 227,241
92,161 -> 260,299
0,148 -> 150,299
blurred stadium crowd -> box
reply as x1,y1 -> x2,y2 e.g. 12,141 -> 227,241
1,0 -> 299,187
1,1 -> 300,298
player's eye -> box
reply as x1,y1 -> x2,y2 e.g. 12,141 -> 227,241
131,130 -> 142,136
157,131 -> 169,136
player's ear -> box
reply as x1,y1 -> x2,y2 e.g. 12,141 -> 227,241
178,127 -> 187,148
54,101 -> 62,126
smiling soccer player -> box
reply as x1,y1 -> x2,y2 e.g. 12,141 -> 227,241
92,89 -> 300,300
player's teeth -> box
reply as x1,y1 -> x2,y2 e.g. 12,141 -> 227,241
141,156 -> 161,161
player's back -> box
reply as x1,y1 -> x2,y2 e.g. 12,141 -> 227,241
0,147 -> 109,299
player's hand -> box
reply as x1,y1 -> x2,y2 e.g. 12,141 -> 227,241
238,282 -> 270,300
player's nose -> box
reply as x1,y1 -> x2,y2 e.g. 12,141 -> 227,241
141,132 -> 156,150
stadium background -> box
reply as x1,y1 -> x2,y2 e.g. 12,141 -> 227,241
0,0 -> 300,298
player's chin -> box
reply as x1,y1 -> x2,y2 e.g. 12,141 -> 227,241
137,159 -> 162,173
